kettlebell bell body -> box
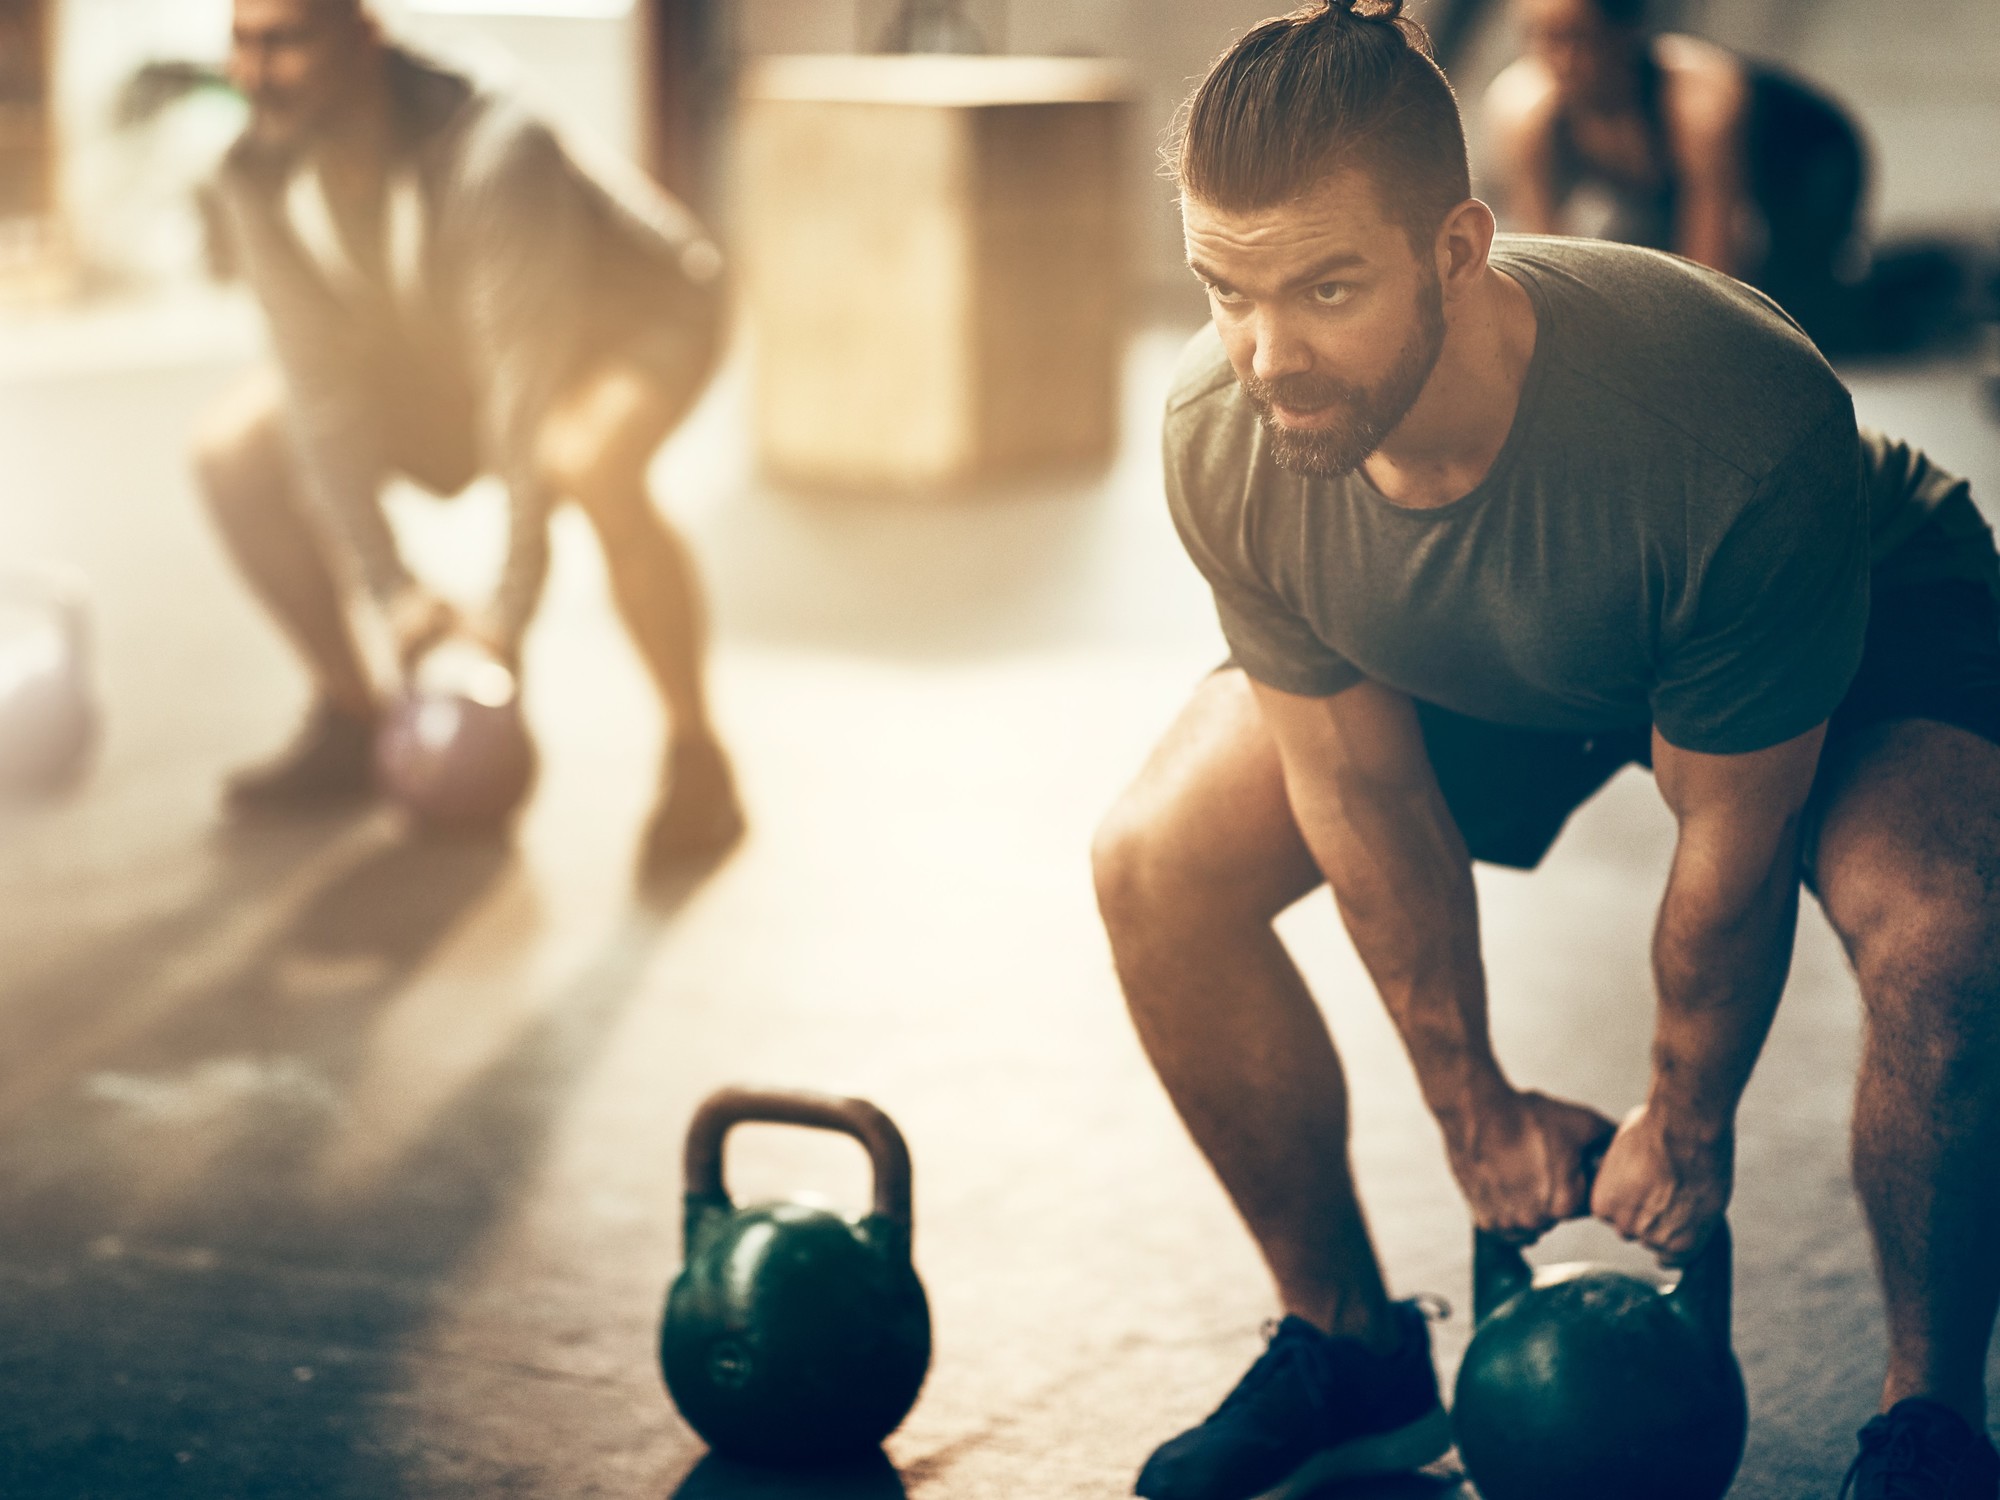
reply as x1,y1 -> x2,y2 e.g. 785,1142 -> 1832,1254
1451,1223 -> 1748,1500
375,642 -> 535,832
662,1088 -> 931,1466
0,569 -> 98,798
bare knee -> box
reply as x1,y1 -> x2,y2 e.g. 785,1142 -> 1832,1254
1831,847 -> 2000,1090
538,422 -> 615,504
1091,792 -> 1182,942
193,374 -> 293,523
536,366 -> 671,522
1092,692 -> 1319,955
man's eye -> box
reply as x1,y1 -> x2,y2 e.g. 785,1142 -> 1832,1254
1206,283 -> 1245,305
1311,283 -> 1352,306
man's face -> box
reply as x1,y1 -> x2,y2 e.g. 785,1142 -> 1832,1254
230,0 -> 368,148
1515,0 -> 1631,106
1184,169 -> 1447,478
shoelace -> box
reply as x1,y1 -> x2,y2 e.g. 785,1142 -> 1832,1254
1838,1415 -> 1958,1500
1214,1321 -> 1335,1425
1213,1298 -> 1450,1428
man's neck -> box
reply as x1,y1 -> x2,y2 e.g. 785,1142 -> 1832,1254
1360,264 -> 1539,510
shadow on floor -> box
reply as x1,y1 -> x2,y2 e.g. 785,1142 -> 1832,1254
671,1450 -> 908,1499
0,813 -> 714,1499
699,472 -> 1121,663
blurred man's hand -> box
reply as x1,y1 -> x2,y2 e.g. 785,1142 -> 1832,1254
387,585 -> 459,673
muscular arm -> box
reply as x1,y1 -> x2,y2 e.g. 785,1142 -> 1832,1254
1594,722 -> 1824,1260
1253,678 -> 1615,1235
446,113 -> 600,654
1253,679 -> 1496,1109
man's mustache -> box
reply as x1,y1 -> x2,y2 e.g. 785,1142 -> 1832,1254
1241,371 -> 1363,413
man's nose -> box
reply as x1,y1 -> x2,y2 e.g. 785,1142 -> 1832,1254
1249,311 -> 1314,387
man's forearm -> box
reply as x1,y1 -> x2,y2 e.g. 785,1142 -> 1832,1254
1648,825 -> 1802,1132
1292,777 -> 1507,1120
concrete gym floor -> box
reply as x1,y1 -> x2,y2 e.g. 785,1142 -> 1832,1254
3,302 -> 1998,1500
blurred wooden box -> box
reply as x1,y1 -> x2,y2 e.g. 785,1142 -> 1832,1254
738,55 -> 1130,491
0,0 -> 67,302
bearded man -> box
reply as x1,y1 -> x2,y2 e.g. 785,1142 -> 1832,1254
1093,3 -> 2000,1497
197,0 -> 739,867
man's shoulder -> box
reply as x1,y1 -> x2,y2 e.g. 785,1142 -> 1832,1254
1497,234 -> 1853,478
402,47 -> 548,163
1163,323 -> 1259,474
1165,322 -> 1239,415
388,44 -> 481,131
1158,325 -> 1280,554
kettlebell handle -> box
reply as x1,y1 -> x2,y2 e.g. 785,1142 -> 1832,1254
683,1086 -> 915,1236
1472,1218 -> 1733,1344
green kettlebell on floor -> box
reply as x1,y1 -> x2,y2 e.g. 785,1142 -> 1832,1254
661,1087 -> 931,1466
1451,1218 -> 1748,1500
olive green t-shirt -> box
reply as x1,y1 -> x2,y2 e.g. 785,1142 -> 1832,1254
1165,235 -> 1993,755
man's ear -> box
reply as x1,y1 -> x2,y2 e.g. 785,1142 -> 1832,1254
1435,197 -> 1497,300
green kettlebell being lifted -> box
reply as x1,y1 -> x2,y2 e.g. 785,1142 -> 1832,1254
1451,1217 -> 1749,1500
661,1087 -> 931,1466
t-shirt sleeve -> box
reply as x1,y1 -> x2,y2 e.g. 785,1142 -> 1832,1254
1650,411 -> 1869,754
1163,404 -> 1363,699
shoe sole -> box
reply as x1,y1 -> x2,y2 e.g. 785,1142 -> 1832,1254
1256,1407 -> 1454,1500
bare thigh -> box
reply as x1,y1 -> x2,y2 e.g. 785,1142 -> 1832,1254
1097,668 -> 1322,925
193,368 -> 300,505
536,360 -> 702,507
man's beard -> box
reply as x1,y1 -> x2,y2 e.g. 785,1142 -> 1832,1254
1242,274 -> 1447,477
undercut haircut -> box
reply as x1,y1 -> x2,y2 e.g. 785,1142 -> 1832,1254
1173,0 -> 1472,250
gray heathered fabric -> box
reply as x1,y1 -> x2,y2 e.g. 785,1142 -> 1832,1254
209,46 -> 722,641
1165,235 -> 1993,756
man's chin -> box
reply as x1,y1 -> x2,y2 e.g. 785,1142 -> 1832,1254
246,107 -> 313,150
1263,419 -> 1373,478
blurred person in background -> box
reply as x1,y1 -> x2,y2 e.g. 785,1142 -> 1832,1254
1482,0 -> 1962,353
196,0 -> 740,868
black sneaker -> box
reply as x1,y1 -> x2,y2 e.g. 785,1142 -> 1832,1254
224,700 -> 377,812
1136,1300 -> 1450,1500
1840,1399 -> 2000,1500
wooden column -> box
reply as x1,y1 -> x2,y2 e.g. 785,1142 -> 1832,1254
738,55 -> 1131,492
637,0 -> 719,207
0,0 -> 67,300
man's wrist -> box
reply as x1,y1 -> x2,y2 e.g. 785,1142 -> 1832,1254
1425,1061 -> 1516,1138
1642,1078 -> 1736,1146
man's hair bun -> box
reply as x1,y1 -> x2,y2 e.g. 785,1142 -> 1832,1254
1308,0 -> 1432,57
1319,0 -> 1409,22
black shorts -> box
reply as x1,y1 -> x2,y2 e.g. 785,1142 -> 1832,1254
1416,581 -> 2000,871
